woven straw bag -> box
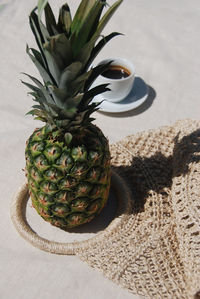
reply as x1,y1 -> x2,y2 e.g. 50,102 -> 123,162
11,119 -> 200,298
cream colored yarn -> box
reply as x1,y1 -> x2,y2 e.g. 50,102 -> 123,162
10,170 -> 132,255
77,119 -> 200,299
11,119 -> 200,298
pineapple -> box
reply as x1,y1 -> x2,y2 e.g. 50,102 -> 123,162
23,0 -> 123,229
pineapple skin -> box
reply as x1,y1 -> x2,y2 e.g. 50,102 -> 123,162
25,124 -> 111,229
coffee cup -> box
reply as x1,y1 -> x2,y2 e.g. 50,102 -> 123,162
93,57 -> 135,103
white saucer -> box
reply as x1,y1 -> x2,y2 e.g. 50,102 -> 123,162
93,76 -> 149,113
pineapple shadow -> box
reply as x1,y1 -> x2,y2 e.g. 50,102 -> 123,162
70,128 -> 200,233
112,128 -> 200,214
22,129 -> 200,235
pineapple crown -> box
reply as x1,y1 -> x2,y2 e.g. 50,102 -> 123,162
23,0 -> 123,131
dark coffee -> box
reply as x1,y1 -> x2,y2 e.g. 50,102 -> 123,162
101,65 -> 131,80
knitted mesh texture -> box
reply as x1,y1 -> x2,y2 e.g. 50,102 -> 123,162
77,119 -> 200,299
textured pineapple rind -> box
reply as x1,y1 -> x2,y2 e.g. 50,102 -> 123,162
25,124 -> 111,229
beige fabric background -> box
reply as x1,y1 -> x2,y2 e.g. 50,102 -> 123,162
0,0 -> 199,298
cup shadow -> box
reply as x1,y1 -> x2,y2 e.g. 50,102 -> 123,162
98,84 -> 156,118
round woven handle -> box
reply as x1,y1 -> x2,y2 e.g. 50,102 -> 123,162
10,170 -> 132,255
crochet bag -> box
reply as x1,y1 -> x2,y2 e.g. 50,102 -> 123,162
11,119 -> 200,298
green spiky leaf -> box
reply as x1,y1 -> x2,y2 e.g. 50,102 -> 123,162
79,83 -> 110,110
38,0 -> 48,19
26,45 -> 54,85
84,61 -> 112,91
58,4 -> 72,36
84,32 -> 122,71
95,0 -> 123,39
30,48 -> 46,68
59,62 -> 83,89
44,3 -> 58,36
71,0 -> 96,35
24,0 -> 123,129
29,11 -> 48,69
71,1 -> 105,56
43,34 -> 73,70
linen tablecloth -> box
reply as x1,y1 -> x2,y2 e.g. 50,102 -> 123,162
0,1 -> 199,298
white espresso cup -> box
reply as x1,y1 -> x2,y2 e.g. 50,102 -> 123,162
93,57 -> 135,103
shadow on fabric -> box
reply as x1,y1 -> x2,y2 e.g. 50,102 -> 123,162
112,128 -> 200,213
